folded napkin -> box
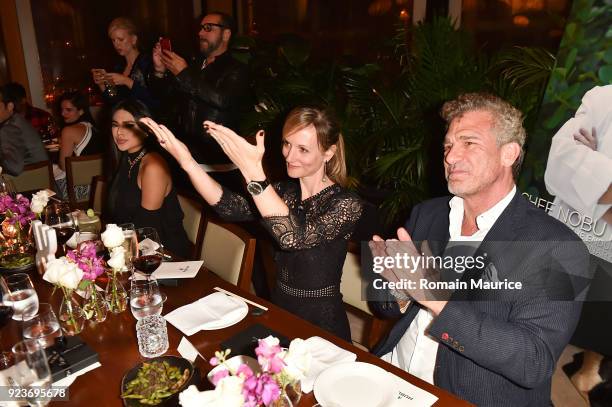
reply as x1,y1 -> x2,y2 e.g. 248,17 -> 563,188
164,292 -> 247,336
301,336 -> 357,393
54,361 -> 102,387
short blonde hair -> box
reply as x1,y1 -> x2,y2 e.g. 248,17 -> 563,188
108,17 -> 138,37
441,92 -> 526,178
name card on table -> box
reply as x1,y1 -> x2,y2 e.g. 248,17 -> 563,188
389,376 -> 438,406
152,261 -> 203,279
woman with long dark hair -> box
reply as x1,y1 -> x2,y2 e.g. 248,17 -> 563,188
141,106 -> 363,341
54,90 -> 102,200
106,99 -> 189,258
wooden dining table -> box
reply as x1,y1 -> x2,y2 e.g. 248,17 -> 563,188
1,267 -> 473,406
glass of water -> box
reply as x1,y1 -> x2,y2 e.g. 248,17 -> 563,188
1,273 -> 39,321
136,315 -> 169,358
11,339 -> 52,406
130,278 -> 163,320
22,303 -> 62,349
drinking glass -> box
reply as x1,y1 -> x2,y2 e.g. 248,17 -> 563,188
136,315 -> 169,358
1,273 -> 39,321
129,278 -> 163,320
43,203 -> 77,256
0,176 -> 16,197
119,223 -> 137,272
11,339 -> 52,406
133,227 -> 163,280
22,303 -> 62,349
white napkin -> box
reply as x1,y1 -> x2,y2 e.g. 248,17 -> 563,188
301,336 -> 357,393
164,292 -> 247,336
53,361 -> 102,387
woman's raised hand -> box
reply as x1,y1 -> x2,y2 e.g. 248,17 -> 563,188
204,121 -> 266,182
139,118 -> 195,167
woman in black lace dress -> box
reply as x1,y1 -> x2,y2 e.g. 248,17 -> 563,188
140,107 -> 363,341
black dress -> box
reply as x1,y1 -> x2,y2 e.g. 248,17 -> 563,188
213,181 -> 364,342
107,148 -> 190,259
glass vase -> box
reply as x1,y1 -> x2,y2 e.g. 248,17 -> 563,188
83,284 -> 108,323
58,290 -> 86,336
105,271 -> 127,314
272,381 -> 301,407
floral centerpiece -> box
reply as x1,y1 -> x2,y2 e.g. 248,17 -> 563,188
69,241 -> 108,322
101,224 -> 128,313
43,257 -> 86,335
0,194 -> 36,253
179,336 -> 311,407
30,190 -> 51,216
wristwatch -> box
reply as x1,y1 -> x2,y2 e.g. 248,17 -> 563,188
246,179 -> 270,196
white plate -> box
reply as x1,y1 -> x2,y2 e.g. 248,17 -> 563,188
200,295 -> 248,330
314,362 -> 395,407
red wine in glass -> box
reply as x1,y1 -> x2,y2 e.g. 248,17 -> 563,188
133,254 -> 162,276
55,227 -> 75,246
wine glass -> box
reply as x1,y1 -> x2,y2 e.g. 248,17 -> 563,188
43,202 -> 77,256
1,273 -> 39,321
133,227 -> 163,280
129,278 -> 163,320
21,303 -> 62,349
118,223 -> 138,273
11,339 -> 52,406
0,175 -> 16,197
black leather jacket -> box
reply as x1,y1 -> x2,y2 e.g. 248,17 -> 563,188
151,51 -> 250,165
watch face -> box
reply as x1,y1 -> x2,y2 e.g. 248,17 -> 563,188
247,182 -> 264,195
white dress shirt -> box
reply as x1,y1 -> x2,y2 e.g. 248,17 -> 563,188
382,186 -> 516,383
544,85 -> 612,263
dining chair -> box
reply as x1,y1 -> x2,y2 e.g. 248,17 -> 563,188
340,241 -> 393,350
199,218 -> 256,292
5,160 -> 54,194
177,191 -> 206,259
88,175 -> 106,214
65,154 -> 103,209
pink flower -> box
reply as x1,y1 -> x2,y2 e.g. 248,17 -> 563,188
255,336 -> 285,374
211,368 -> 229,386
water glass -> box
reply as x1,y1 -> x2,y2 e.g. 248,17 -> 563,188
130,278 -> 163,320
136,315 -> 169,358
22,303 -> 62,349
1,274 -> 39,321
11,339 -> 52,406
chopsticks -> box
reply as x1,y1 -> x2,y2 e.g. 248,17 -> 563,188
213,286 -> 269,311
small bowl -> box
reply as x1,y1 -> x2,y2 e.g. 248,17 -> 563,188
121,355 -> 199,406
207,355 -> 260,384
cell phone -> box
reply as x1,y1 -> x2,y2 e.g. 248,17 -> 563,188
160,37 -> 172,52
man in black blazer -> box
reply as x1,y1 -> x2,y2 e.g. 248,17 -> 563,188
370,93 -> 589,406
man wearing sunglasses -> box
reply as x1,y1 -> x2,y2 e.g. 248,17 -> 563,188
150,12 -> 250,193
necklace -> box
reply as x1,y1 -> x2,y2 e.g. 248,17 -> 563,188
127,149 -> 146,179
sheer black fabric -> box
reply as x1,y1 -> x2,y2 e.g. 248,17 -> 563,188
213,181 -> 364,341
106,148 -> 190,258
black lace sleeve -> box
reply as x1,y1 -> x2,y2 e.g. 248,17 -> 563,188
261,188 -> 363,251
211,186 -> 258,222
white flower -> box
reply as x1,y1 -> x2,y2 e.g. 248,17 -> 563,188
107,246 -> 126,271
30,190 -> 50,214
101,224 -> 125,248
282,338 -> 312,381
179,376 -> 244,407
43,257 -> 84,290
262,335 -> 280,348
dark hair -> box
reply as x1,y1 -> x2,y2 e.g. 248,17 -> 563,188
111,98 -> 157,150
0,84 -> 20,106
4,82 -> 26,101
201,11 -> 236,33
282,106 -> 347,186
57,90 -> 94,127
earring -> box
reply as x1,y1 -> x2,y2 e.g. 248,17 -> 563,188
322,161 -> 328,183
